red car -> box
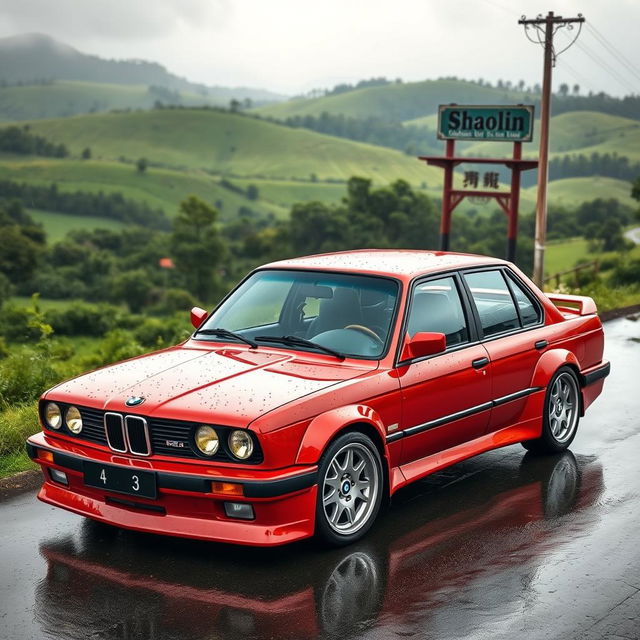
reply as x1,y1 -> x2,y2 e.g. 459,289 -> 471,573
27,250 -> 610,546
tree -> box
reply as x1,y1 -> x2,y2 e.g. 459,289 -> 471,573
81,147 -> 91,160
170,196 -> 225,302
246,184 -> 259,200
136,157 -> 148,174
109,269 -> 154,313
558,83 -> 569,97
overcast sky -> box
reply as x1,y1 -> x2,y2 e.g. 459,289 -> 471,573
0,0 -> 637,96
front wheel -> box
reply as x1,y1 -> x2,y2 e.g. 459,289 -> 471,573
315,432 -> 384,546
523,366 -> 581,454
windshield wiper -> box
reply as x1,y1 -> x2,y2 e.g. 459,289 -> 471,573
194,327 -> 258,349
255,335 -> 345,360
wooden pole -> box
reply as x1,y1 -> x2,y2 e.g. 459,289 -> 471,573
532,11 -> 554,287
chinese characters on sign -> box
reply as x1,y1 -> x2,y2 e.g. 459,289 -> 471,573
463,171 -> 500,189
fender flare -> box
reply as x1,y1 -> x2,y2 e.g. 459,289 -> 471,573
295,404 -> 390,467
530,348 -> 581,390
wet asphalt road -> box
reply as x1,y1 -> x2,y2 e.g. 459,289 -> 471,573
1,317 -> 640,640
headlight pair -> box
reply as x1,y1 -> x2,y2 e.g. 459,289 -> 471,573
44,402 -> 83,434
195,425 -> 254,460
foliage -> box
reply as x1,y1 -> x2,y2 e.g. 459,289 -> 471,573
0,179 -> 169,229
0,124 -> 68,157
170,196 -> 226,302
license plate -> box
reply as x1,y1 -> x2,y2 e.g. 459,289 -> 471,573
84,462 -> 157,499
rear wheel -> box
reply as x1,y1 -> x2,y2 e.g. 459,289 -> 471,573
523,366 -> 581,454
315,432 -> 384,546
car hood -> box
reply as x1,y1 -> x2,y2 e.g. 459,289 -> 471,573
45,342 -> 375,428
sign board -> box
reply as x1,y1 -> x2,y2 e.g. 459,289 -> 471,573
437,105 -> 534,142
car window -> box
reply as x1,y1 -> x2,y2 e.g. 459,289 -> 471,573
506,273 -> 541,326
213,276 -> 292,329
407,276 -> 469,347
464,270 -> 520,337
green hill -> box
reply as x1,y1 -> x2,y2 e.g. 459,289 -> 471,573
0,81 -> 229,122
0,33 -> 284,104
0,155 -> 286,220
461,111 -> 640,160
255,79 -> 527,122
24,109 -> 441,184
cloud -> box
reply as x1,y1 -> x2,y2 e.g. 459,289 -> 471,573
0,0 -> 231,41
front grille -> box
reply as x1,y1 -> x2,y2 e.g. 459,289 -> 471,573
125,416 -> 150,456
104,413 -> 127,452
40,403 -> 263,464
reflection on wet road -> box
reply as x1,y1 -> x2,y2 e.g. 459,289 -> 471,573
1,317 -> 639,640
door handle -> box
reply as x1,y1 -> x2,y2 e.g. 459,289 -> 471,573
535,340 -> 548,350
472,357 -> 489,369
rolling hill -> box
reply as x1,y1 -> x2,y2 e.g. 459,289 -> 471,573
0,34 -> 284,102
24,109 -> 441,184
255,79 -> 529,122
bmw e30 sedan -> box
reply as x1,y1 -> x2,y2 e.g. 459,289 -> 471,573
27,250 -> 610,546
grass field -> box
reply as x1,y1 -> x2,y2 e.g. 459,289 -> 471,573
254,79 -> 527,122
0,80 -> 224,122
25,109 -> 441,185
28,208 -> 127,240
0,155 -> 287,220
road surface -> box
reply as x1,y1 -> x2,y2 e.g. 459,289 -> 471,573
1,316 -> 639,640
624,226 -> 640,245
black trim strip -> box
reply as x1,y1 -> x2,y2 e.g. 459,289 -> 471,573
492,386 -> 543,407
25,443 -> 317,498
387,386 -> 543,441
106,497 -> 166,513
580,362 -> 610,386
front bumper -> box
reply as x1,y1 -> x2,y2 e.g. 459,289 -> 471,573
26,432 -> 318,546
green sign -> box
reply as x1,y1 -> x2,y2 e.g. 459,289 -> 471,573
437,105 -> 534,142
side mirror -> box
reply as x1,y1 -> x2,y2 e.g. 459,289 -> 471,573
401,332 -> 446,361
190,306 -> 208,329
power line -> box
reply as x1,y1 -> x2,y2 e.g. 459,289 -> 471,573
585,23 -> 640,83
567,31 -> 637,95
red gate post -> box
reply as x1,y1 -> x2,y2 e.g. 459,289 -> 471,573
440,139 -> 455,251
506,141 -> 522,262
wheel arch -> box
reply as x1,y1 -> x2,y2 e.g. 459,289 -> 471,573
531,349 -> 584,414
295,406 -> 391,495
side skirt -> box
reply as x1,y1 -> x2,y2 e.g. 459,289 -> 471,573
390,416 -> 543,495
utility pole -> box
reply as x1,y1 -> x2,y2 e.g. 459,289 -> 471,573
519,11 -> 585,287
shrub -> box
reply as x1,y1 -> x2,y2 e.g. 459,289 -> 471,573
0,346 -> 60,406
44,302 -> 125,337
132,315 -> 190,348
80,329 -> 145,369
609,258 -> 640,287
0,403 -> 39,458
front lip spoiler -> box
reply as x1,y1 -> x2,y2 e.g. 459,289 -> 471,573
26,442 -> 317,499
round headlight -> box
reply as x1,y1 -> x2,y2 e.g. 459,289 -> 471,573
195,425 -> 219,456
45,402 -> 62,429
228,430 -> 254,460
66,406 -> 83,434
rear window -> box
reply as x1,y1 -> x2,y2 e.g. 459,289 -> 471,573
464,270 -> 520,337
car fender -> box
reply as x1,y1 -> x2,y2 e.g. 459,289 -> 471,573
530,348 -> 581,390
295,404 -> 390,467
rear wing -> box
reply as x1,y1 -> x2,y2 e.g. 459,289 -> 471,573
546,293 -> 598,317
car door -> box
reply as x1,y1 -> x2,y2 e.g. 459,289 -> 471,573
397,274 -> 492,465
461,268 -> 546,433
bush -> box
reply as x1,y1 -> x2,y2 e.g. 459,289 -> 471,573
609,258 -> 640,287
80,329 -> 145,369
0,403 -> 39,458
0,346 -> 60,406
0,301 -> 51,343
132,315 -> 190,348
152,288 -> 198,314
44,302 -> 125,337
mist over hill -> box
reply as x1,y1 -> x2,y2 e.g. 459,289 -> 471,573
0,33 -> 285,104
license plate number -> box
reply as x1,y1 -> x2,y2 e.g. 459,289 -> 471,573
84,462 -> 157,499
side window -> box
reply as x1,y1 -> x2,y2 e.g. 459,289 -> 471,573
506,273 -> 541,326
464,270 -> 519,337
407,277 -> 469,347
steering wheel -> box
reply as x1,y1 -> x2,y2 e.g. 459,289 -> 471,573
344,324 -> 384,346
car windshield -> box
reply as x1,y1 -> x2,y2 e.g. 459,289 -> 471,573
196,270 -> 400,359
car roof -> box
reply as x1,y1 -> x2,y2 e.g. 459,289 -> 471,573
262,250 -> 507,280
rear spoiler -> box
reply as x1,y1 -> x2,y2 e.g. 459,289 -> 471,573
546,293 -> 598,316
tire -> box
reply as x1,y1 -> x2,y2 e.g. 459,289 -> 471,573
315,432 -> 384,546
522,366 -> 581,454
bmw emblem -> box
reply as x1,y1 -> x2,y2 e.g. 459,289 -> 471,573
126,396 -> 145,407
